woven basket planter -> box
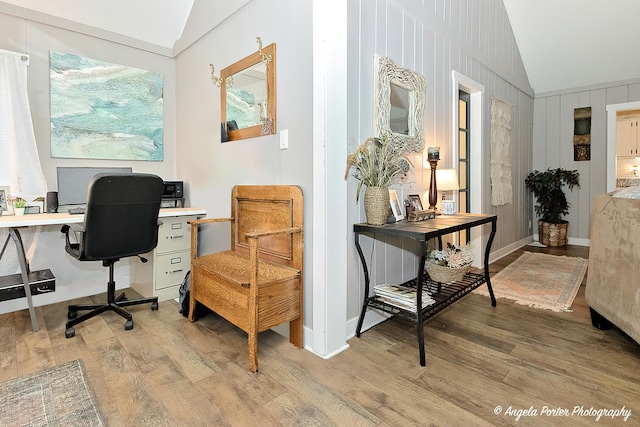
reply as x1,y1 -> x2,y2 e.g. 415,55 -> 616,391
364,186 -> 390,225
538,220 -> 568,247
426,262 -> 470,283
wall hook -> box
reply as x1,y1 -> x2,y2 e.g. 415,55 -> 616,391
209,64 -> 233,87
256,36 -> 272,65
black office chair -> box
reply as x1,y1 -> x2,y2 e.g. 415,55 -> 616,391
61,173 -> 164,338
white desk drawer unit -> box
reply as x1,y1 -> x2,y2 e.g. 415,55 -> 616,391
131,213 -> 200,302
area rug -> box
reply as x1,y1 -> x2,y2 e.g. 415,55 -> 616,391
0,359 -> 106,426
474,251 -> 588,312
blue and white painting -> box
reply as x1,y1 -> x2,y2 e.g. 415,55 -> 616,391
50,52 -> 163,161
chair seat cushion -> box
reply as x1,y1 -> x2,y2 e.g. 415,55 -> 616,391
192,250 -> 299,287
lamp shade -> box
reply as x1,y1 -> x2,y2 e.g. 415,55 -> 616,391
435,168 -> 459,191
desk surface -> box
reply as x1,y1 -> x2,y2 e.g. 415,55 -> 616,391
0,207 -> 206,228
354,213 -> 497,241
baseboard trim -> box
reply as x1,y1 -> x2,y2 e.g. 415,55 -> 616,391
532,233 -> 590,247
489,236 -> 532,263
346,308 -> 391,340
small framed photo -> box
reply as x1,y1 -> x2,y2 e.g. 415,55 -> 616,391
408,194 -> 423,211
389,189 -> 404,222
0,186 -> 11,213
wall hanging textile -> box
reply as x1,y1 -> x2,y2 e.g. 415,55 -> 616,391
490,96 -> 512,206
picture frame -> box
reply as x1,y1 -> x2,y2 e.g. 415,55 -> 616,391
408,194 -> 423,211
0,186 -> 12,214
389,189 -> 404,222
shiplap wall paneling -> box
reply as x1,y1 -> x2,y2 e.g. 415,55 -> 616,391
589,89 -> 607,200
347,0 -> 535,324
534,81 -> 640,241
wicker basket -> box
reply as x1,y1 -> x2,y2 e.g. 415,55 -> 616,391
364,186 -> 390,225
426,262 -> 470,283
538,220 -> 568,247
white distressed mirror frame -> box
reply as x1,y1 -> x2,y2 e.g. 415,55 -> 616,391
373,55 -> 426,154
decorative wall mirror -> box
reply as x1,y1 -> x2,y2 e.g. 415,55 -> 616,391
215,38 -> 276,142
374,55 -> 425,153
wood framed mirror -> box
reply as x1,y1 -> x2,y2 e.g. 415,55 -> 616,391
373,55 -> 425,154
220,42 -> 276,141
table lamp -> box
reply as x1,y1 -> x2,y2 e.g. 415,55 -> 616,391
436,168 -> 459,215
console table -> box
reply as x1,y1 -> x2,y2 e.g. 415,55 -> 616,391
354,213 -> 497,366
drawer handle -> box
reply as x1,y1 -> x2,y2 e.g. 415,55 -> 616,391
166,235 -> 184,240
166,269 -> 184,274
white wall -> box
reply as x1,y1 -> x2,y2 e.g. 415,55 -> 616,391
0,11 -> 176,313
533,81 -> 640,244
174,0 -> 315,327
344,0 -> 535,327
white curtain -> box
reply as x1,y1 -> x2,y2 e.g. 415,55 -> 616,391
490,96 -> 512,207
0,52 -> 47,200
0,51 -> 47,276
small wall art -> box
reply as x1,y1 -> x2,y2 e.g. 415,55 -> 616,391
573,107 -> 591,161
50,52 -> 164,161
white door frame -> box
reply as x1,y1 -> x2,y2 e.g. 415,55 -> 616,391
606,101 -> 640,192
452,71 -> 484,267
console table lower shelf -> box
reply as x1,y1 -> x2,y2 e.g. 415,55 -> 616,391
366,271 -> 486,323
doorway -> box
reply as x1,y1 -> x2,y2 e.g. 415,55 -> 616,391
452,71 -> 484,267
458,89 -> 471,243
606,101 -> 640,192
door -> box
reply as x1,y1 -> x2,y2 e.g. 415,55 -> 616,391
458,90 -> 471,243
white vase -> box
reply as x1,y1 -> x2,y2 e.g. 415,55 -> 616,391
15,207 -> 25,216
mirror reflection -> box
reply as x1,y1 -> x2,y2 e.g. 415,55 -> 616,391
226,62 -> 267,130
389,83 -> 410,135
221,42 -> 276,142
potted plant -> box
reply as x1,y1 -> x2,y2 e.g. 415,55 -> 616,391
344,136 -> 411,224
524,168 -> 580,246
10,197 -> 27,216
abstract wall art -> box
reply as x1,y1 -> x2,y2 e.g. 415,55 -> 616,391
50,52 -> 163,161
573,107 -> 591,161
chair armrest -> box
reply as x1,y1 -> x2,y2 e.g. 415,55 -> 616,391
61,223 -> 85,239
61,223 -> 86,253
188,217 -> 233,226
190,217 -> 234,260
245,226 -> 302,239
246,226 -> 304,271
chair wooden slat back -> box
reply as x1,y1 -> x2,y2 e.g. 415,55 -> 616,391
231,185 -> 303,269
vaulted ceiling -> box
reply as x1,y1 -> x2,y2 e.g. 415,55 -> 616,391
2,0 -> 639,96
0,0 -> 194,50
503,0 -> 640,95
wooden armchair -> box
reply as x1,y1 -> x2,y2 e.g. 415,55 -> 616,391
188,185 -> 304,372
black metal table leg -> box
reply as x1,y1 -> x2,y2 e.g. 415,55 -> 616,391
416,242 -> 427,366
354,232 -> 369,337
484,218 -> 497,307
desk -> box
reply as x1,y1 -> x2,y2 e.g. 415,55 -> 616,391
0,207 -> 206,332
353,213 -> 497,366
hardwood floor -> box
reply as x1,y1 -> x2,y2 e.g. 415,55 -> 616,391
1,244 -> 639,426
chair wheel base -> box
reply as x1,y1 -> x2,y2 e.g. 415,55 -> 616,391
68,310 -> 78,320
151,301 -> 159,310
65,327 -> 75,338
125,320 -> 134,330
